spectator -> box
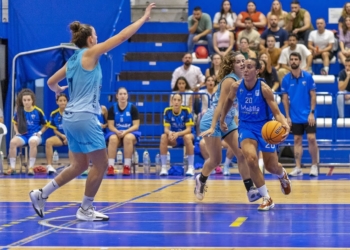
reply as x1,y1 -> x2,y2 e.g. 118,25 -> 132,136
285,0 -> 313,47
213,18 -> 235,57
213,0 -> 237,31
267,0 -> 288,28
308,18 -> 335,75
237,17 -> 260,52
235,1 -> 267,35
171,53 -> 205,90
338,16 -> 350,65
205,53 -> 222,84
171,76 -> 193,111
281,52 -> 319,177
106,87 -> 141,176
338,2 -> 350,31
7,89 -> 48,175
262,35 -> 281,69
260,15 -> 289,51
160,94 -> 195,176
45,93 -> 72,175
188,6 -> 214,56
277,34 -> 312,82
239,37 -> 257,59
199,76 -> 216,112
258,53 -> 279,91
337,58 -> 350,118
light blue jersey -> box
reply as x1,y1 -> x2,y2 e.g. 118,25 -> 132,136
65,48 -> 102,114
200,73 -> 239,138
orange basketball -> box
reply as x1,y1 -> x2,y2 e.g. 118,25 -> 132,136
195,46 -> 208,59
261,120 -> 286,145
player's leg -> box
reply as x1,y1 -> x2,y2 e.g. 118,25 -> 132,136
306,124 -> 318,176
7,136 -> 26,175
106,133 -> 121,176
122,133 -> 136,176
183,133 -> 195,176
27,135 -> 42,175
159,133 -> 177,176
45,136 -> 64,174
289,123 -> 304,176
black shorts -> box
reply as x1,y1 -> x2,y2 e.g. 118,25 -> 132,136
313,51 -> 334,60
291,123 -> 316,135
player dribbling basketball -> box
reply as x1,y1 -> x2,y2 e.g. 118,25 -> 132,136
220,58 -> 292,211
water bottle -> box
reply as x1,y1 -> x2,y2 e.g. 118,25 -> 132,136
0,151 -> 3,174
167,151 -> 171,168
183,155 -> 188,175
134,151 -> 139,168
155,153 -> 161,175
143,150 -> 150,175
116,150 -> 123,173
53,150 -> 59,164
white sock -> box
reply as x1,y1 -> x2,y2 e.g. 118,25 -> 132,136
324,66 -> 329,73
224,157 -> 231,167
108,158 -> 115,166
124,158 -> 131,166
10,158 -> 16,169
257,185 -> 270,198
29,158 -> 36,168
277,168 -> 285,179
258,158 -> 264,168
81,195 -> 94,210
42,179 -> 59,198
161,155 -> 167,166
188,155 -> 194,166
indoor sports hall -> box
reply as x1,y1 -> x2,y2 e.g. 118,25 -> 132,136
1,0 -> 350,249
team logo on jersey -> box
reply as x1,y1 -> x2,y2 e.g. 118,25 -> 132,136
120,118 -> 123,122
239,89 -> 243,94
171,117 -> 175,121
255,90 -> 260,96
302,81 -> 306,86
126,112 -> 130,116
31,114 -> 36,120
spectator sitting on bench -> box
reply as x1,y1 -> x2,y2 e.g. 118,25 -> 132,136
160,94 -> 195,176
338,16 -> 350,65
171,76 -> 193,112
308,18 -> 335,75
213,0 -> 237,32
213,18 -> 235,58
7,89 -> 48,175
239,37 -> 257,59
261,35 -> 281,70
205,53 -> 222,85
237,17 -> 260,52
338,2 -> 350,32
106,87 -> 140,176
337,58 -> 350,118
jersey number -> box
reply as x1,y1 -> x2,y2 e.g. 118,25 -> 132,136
265,144 -> 276,149
245,97 -> 252,103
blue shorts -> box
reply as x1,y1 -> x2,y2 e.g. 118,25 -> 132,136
16,134 -> 42,145
62,112 -> 106,154
105,131 -> 141,144
174,136 -> 195,147
200,115 -> 237,138
238,127 -> 276,153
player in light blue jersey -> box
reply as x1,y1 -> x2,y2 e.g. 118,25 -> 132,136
195,52 -> 261,203
8,89 -> 48,176
220,58 -> 291,211
29,3 -> 156,221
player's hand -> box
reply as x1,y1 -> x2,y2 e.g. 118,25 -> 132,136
143,3 -> 156,20
193,35 -> 200,42
281,123 -> 290,141
220,120 -> 228,132
200,127 -> 214,137
290,12 -> 296,20
286,117 -> 292,127
292,28 -> 299,34
172,132 -> 179,140
116,130 -> 123,138
308,113 -> 315,126
55,85 -> 68,97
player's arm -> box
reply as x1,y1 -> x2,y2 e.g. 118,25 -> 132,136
262,83 -> 290,137
220,80 -> 239,123
100,105 -> 108,129
47,64 -> 68,94
122,120 -> 140,135
177,110 -> 194,137
53,129 -> 66,140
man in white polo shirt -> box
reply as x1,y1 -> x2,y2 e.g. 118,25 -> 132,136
308,18 -> 335,75
171,53 -> 205,90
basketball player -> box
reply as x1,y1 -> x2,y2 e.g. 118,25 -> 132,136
196,51 -> 262,203
220,58 -> 291,211
29,3 -> 155,221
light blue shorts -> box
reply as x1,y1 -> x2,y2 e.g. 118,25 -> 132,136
62,112 -> 106,154
200,113 -> 237,138
238,127 -> 276,153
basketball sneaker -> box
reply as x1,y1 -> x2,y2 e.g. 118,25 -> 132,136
194,174 -> 207,201
29,189 -> 47,218
258,196 -> 275,211
309,165 -> 318,177
28,168 -> 34,176
223,164 -> 230,176
46,165 -> 57,175
122,165 -> 131,176
185,166 -> 195,176
289,167 -> 303,177
76,206 -> 109,221
247,186 -> 262,202
279,168 -> 291,195
5,168 -> 16,175
106,165 -> 115,176
160,167 -> 168,176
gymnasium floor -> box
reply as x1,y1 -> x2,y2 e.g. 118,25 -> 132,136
1,162 -> 350,250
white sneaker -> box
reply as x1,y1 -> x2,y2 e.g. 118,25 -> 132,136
185,166 -> 195,176
247,186 -> 262,202
76,206 -> 109,221
309,165 -> 318,177
29,189 -> 47,218
194,174 -> 207,201
46,165 -> 57,175
289,167 -> 303,177
223,164 -> 230,176
160,167 -> 168,176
